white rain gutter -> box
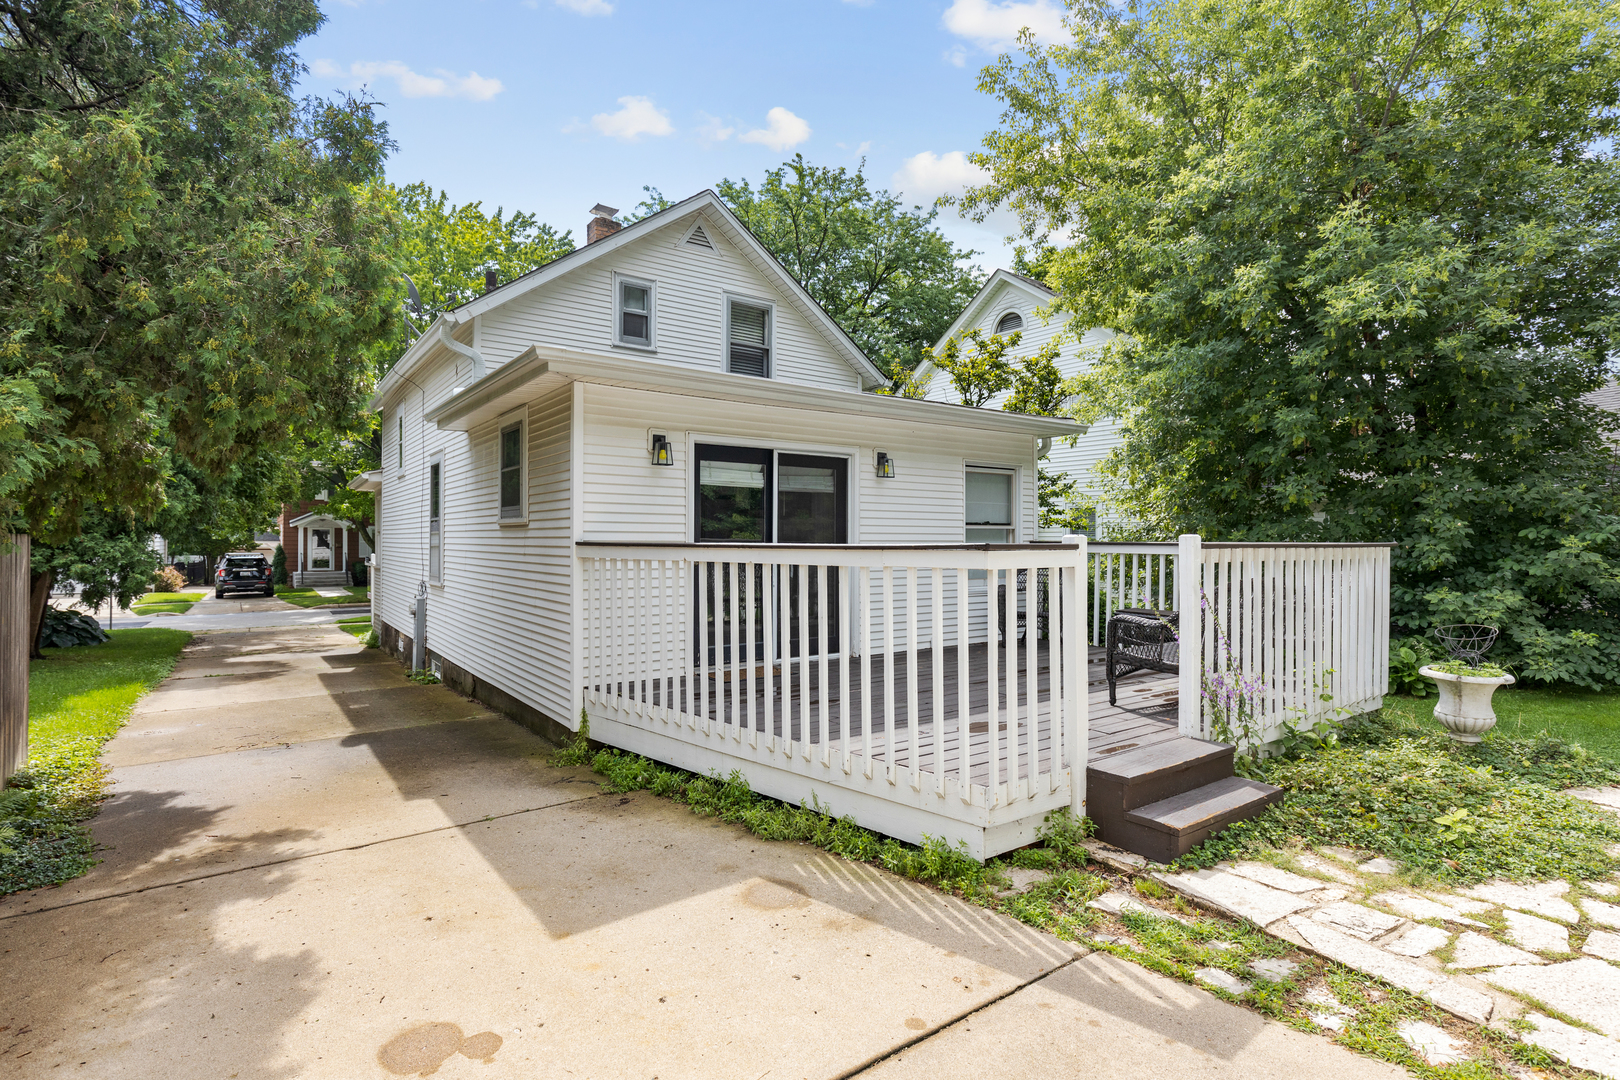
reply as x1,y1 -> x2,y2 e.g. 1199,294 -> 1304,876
437,319 -> 486,382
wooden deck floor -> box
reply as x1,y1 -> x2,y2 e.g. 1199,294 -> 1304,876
597,645 -> 1180,788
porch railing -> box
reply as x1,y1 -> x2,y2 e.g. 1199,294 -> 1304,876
1086,542 -> 1178,646
576,542 -> 1089,857
1177,536 -> 1392,745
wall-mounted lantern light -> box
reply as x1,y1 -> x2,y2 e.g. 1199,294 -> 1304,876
875,451 -> 894,478
651,433 -> 673,466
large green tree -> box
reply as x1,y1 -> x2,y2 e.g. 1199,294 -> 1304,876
718,156 -> 984,379
962,0 -> 1620,686
0,0 -> 399,546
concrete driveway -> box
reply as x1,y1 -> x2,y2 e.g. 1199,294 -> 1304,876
0,627 -> 1405,1080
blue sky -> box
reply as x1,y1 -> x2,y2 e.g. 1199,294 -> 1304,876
296,0 -> 1071,268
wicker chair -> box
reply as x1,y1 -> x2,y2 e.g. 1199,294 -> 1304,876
1105,607 -> 1180,706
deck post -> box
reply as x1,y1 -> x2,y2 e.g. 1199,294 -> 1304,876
1177,533 -> 1202,738
1062,535 -> 1087,818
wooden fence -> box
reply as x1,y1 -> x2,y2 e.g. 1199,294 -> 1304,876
1,534 -> 29,784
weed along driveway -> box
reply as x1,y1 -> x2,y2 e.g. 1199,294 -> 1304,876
0,627 -> 1403,1080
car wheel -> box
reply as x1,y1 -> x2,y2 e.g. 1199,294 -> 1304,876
214,589 -> 224,599
264,587 -> 275,597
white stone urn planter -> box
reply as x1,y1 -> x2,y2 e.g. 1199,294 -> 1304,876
1420,666 -> 1516,743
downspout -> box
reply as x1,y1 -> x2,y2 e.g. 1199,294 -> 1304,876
437,320 -> 486,381
1037,436 -> 1053,459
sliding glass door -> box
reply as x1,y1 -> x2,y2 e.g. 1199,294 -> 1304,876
695,445 -> 848,665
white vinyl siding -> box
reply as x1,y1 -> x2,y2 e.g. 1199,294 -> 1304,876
475,216 -> 863,391
373,354 -> 575,726
923,279 -> 1126,536
579,382 -> 1037,545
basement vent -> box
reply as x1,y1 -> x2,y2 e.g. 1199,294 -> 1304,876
686,225 -> 714,250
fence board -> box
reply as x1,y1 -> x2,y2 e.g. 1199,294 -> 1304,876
1,534 -> 30,784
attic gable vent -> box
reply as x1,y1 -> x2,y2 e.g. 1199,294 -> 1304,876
686,224 -> 714,250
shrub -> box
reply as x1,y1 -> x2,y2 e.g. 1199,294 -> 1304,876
152,565 -> 186,593
1179,728 -> 1620,882
1388,635 -> 1438,697
36,609 -> 109,649
271,544 -> 287,585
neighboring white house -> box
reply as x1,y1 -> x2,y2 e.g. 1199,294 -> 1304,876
911,270 -> 1127,538
354,191 -> 1088,858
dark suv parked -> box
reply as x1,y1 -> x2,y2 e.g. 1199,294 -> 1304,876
215,552 -> 274,598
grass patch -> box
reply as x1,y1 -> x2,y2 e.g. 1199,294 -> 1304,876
1383,687 -> 1620,761
3,628 -> 190,894
131,602 -> 191,615
130,590 -> 206,616
1179,709 -> 1620,883
338,620 -> 372,639
274,586 -> 369,608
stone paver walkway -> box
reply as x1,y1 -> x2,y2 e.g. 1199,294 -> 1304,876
1080,789 -> 1620,1078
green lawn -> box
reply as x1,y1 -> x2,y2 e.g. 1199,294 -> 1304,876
274,585 -> 369,608
3,628 -> 191,894
131,590 -> 206,616
336,617 -> 372,638
1381,685 -> 1620,761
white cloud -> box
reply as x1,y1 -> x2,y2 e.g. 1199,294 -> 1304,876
739,107 -> 812,152
591,96 -> 674,141
312,59 -> 503,101
695,113 -> 736,147
892,150 -> 990,204
945,45 -> 969,67
556,0 -> 614,13
942,0 -> 1067,48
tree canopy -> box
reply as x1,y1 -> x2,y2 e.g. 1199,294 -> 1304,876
963,0 -> 1620,686
0,0 -> 400,544
718,155 -> 983,380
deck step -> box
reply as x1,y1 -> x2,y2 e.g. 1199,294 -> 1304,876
1119,776 -> 1285,863
1087,736 -> 1234,812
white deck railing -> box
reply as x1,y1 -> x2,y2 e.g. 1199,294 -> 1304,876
1176,536 -> 1392,745
1087,542 -> 1178,646
577,542 -> 1089,859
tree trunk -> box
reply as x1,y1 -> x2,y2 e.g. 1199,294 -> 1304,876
27,566 -> 53,661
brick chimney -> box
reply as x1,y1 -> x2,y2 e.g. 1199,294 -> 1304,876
587,203 -> 621,244
484,268 -> 498,293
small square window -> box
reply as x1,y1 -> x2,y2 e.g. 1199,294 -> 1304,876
499,422 -> 523,519
727,299 -> 770,377
966,468 -> 1014,543
618,279 -> 653,347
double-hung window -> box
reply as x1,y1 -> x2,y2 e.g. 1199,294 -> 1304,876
617,278 -> 654,347
428,457 -> 443,582
727,299 -> 770,378
499,420 -> 524,520
966,468 -> 1015,543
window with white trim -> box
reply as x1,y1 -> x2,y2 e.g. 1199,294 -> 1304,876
397,413 -> 404,472
617,277 -> 654,347
966,468 -> 1014,543
499,419 -> 524,520
428,456 -> 443,583
727,299 -> 771,378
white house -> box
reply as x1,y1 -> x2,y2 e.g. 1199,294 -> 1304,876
355,191 -> 1100,858
911,270 -> 1127,537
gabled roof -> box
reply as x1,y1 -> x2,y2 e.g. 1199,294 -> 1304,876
931,269 -> 1055,354
912,269 -> 1059,389
374,190 -> 888,407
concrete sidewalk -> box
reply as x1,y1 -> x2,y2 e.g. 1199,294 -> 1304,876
0,627 -> 1405,1079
